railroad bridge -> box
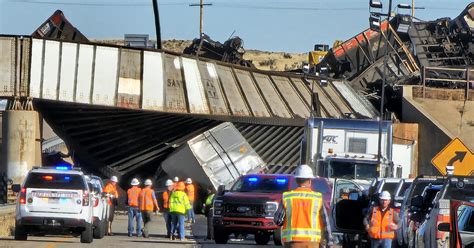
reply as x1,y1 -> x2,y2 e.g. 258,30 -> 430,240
0,35 -> 377,185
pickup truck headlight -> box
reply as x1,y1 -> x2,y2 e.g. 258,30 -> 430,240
213,200 -> 223,217
265,201 -> 278,219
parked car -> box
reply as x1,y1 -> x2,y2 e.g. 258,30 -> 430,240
415,177 -> 474,248
86,175 -> 109,239
450,200 -> 474,247
397,176 -> 445,247
393,178 -> 413,210
407,183 -> 443,247
330,178 -> 367,247
368,178 -> 401,204
12,165 -> 94,243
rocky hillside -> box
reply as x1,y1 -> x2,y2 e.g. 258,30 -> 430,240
96,39 -> 308,71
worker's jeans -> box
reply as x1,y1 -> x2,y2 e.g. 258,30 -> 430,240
127,207 -> 142,236
163,210 -> 172,237
171,213 -> 186,239
187,208 -> 195,222
141,211 -> 153,238
371,239 -> 392,248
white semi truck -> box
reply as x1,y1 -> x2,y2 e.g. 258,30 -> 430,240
301,117 -> 394,186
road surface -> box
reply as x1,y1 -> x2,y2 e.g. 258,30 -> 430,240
0,212 -> 278,248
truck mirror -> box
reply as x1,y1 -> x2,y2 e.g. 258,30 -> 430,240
437,223 -> 450,232
217,185 -> 226,196
11,184 -> 21,193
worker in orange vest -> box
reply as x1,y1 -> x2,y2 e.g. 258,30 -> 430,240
103,175 -> 119,236
275,164 -> 332,247
127,178 -> 142,237
139,179 -> 160,238
364,191 -> 399,248
185,178 -> 196,223
162,179 -> 174,238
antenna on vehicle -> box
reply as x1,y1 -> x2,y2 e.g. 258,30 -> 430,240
227,30 -> 236,40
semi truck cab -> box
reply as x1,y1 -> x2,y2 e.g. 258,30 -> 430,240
302,117 -> 394,184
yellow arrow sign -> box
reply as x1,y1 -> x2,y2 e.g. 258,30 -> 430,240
431,138 -> 474,176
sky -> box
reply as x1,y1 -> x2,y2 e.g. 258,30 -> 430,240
0,0 -> 472,52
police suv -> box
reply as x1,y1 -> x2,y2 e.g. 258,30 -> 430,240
86,175 -> 109,239
12,165 -> 94,243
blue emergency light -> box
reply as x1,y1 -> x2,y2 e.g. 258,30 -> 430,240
248,177 -> 258,182
276,178 -> 287,184
55,163 -> 71,170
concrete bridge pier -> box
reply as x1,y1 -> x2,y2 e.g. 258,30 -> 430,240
1,108 -> 42,190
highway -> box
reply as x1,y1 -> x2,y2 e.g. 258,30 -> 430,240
0,213 -> 278,248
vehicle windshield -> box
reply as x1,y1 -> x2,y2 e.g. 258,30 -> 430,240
25,173 -> 86,190
231,176 -> 290,193
329,160 -> 377,180
398,182 -> 412,197
382,182 -> 399,195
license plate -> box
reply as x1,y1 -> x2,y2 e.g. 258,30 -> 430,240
43,219 -> 61,226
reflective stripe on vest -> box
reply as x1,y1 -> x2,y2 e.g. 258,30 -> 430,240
127,186 -> 141,207
139,188 -> 156,211
281,189 -> 322,242
368,207 -> 395,239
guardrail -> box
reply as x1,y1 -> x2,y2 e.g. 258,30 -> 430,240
421,66 -> 473,99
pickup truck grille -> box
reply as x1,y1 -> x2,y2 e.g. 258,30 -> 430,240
223,203 -> 265,217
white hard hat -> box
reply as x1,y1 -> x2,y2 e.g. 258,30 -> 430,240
380,191 -> 391,200
165,179 -> 173,187
185,178 -> 192,184
144,179 -> 153,186
173,176 -> 179,182
111,176 -> 118,183
131,178 -> 140,186
294,164 -> 315,179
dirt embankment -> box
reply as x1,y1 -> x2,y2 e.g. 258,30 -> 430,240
95,39 -> 307,71
0,212 -> 15,237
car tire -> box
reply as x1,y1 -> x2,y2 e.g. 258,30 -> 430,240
14,225 -> 27,240
213,228 -> 229,244
101,218 -> 108,238
255,232 -> 270,245
273,227 -> 282,246
81,223 -> 94,243
93,219 -> 105,239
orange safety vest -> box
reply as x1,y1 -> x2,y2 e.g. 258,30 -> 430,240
103,182 -> 119,205
185,184 -> 195,202
127,186 -> 141,207
163,190 -> 171,209
282,187 -> 323,243
368,206 -> 396,239
139,187 -> 158,211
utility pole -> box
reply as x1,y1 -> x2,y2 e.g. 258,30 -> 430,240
412,0 -> 415,17
152,0 -> 162,49
190,0 -> 213,38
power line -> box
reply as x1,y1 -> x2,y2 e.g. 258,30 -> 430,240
6,0 -> 188,6
5,0 -> 465,11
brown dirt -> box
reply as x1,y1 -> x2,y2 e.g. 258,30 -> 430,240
0,213 -> 15,237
